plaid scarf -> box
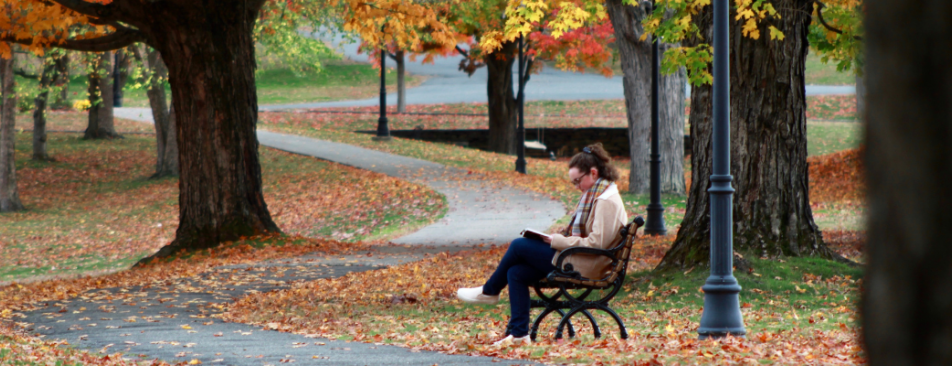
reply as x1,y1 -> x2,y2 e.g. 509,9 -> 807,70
566,178 -> 613,237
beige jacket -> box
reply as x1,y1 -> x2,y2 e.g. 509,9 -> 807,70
549,184 -> 628,280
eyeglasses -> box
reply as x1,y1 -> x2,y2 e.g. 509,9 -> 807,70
571,172 -> 589,187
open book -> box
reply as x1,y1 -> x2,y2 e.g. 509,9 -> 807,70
520,228 -> 552,242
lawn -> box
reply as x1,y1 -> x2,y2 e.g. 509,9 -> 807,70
13,59 -> 420,109
0,111 -> 446,283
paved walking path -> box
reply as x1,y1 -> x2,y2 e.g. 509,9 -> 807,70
258,35 -> 856,111
27,107 -> 565,365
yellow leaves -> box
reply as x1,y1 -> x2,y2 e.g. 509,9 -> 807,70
181,324 -> 193,330
188,359 -> 202,365
742,19 -> 760,39
768,25 -> 785,40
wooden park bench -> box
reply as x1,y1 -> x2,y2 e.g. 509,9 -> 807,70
506,216 -> 645,341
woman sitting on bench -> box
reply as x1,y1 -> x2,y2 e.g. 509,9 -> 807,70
457,143 -> 628,346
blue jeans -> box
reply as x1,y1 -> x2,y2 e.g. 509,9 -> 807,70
482,237 -> 557,337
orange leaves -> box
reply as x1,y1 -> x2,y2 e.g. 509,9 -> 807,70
344,0 -> 461,52
0,0 -> 111,57
808,147 -> 864,205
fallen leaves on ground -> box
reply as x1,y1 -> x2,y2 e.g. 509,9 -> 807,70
2,114 -> 445,282
224,235 -> 866,365
0,322 -> 169,365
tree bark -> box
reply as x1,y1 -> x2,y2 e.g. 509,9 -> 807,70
855,73 -> 866,123
395,50 -> 406,113
32,58 -> 57,161
84,52 -> 120,139
657,0 -> 840,269
0,55 -> 24,212
135,0 -> 279,262
144,49 -> 177,178
50,52 -> 70,110
863,0 -> 952,364
606,0 -> 685,195
486,42 -> 517,155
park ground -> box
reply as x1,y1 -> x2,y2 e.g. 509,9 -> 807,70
1,56 -> 865,365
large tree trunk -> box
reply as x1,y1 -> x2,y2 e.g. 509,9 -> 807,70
136,1 -> 279,262
84,52 -> 120,139
146,50 -> 178,178
485,42 -> 518,155
863,0 -> 952,364
606,0 -> 685,195
657,0 -> 840,269
50,52 -> 70,110
0,56 -> 24,212
395,50 -> 406,113
855,73 -> 866,123
32,58 -> 56,161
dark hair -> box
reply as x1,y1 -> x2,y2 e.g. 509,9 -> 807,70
568,143 -> 619,182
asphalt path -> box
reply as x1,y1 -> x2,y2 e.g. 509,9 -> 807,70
259,35 -> 856,111
36,107 -> 566,365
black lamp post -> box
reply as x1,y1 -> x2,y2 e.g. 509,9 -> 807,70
514,34 -> 527,174
643,0 -> 666,236
113,51 -> 123,107
697,0 -> 746,339
374,48 -> 391,141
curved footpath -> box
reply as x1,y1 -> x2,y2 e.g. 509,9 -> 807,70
17,107 -> 564,365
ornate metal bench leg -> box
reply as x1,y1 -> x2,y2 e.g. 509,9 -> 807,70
504,321 -> 512,337
530,307 -> 557,341
581,309 -> 601,339
556,307 -> 587,340
601,306 -> 629,339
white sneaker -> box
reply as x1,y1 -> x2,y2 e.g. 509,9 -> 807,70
492,334 -> 531,347
456,286 -> 500,304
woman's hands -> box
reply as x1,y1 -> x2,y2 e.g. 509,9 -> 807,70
543,235 -> 553,244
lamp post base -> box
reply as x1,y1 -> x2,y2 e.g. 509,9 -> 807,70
698,275 -> 746,340
644,203 -> 666,236
515,158 -> 527,174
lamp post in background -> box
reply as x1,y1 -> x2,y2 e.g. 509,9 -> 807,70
697,0 -> 745,339
514,34 -> 527,174
643,0 -> 666,236
113,51 -> 122,107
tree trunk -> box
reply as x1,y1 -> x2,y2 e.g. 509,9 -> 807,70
606,0 -> 685,195
395,50 -> 406,113
657,0 -> 840,269
486,42 -> 517,155
863,0 -> 952,364
136,1 -> 279,262
32,59 -> 56,161
50,52 -> 70,110
0,56 -> 24,212
145,49 -> 178,178
659,64 -> 686,194
855,73 -> 866,123
84,52 -> 120,139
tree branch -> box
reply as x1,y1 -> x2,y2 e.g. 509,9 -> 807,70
455,45 -> 469,58
14,68 -> 38,79
45,0 -> 119,22
814,0 -> 862,41
1,29 -> 146,52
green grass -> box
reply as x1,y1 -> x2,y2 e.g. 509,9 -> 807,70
621,255 -> 863,333
807,122 -> 863,156
13,60 -> 415,109
805,52 -> 856,85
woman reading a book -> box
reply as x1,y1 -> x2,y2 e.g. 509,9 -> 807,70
457,143 -> 628,346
